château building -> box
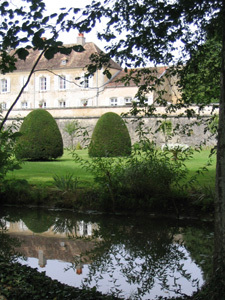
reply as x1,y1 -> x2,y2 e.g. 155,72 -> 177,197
0,34 -> 178,112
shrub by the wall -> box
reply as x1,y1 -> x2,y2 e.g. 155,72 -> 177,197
88,112 -> 131,157
15,109 -> 63,161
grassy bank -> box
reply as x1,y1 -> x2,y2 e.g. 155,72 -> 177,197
1,148 -> 216,214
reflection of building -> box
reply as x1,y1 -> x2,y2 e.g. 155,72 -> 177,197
2,218 -> 100,271
78,221 -> 93,237
38,249 -> 47,268
10,233 -> 95,267
4,219 -> 99,238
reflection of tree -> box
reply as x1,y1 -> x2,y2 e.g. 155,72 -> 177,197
182,225 -> 214,280
52,217 -> 78,236
52,211 -> 98,238
1,207 -> 213,299
72,216 -> 207,299
0,206 -> 22,222
1,206 -> 56,234
0,219 -> 22,263
21,209 -> 55,233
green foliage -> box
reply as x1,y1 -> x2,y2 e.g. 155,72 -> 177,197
0,261 -> 119,300
162,143 -> 192,161
53,173 -> 79,192
179,37 -> 221,105
0,179 -> 47,205
0,221 -> 21,263
15,109 -> 63,161
64,120 -> 80,150
0,122 -> 21,180
207,115 -> 219,136
0,1 -> 82,75
88,112 -> 131,157
21,209 -> 55,233
183,226 -> 214,280
120,154 -> 181,199
75,142 -> 83,150
158,120 -> 173,142
190,185 -> 215,213
74,137 -> 189,212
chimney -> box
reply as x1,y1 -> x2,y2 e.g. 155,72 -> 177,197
77,33 -> 86,46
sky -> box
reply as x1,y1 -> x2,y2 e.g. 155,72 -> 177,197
43,0 -> 183,65
44,0 -> 107,49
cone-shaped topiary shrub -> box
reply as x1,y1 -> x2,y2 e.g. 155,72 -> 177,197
88,112 -> 131,157
15,109 -> 63,161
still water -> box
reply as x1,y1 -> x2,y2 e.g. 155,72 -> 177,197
0,206 -> 213,299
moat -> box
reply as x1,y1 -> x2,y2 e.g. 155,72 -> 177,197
0,206 -> 213,299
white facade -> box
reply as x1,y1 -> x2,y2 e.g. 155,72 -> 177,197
0,36 -> 169,112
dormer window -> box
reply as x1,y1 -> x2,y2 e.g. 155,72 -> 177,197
61,59 -> 68,65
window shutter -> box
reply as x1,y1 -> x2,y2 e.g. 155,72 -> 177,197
35,76 -> 39,91
46,75 -> 50,91
54,75 -> 58,90
22,76 -> 28,92
65,75 -> 70,89
89,76 -> 93,88
148,95 -> 153,104
7,78 -> 10,93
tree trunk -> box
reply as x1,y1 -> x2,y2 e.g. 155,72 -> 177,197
214,4 -> 225,276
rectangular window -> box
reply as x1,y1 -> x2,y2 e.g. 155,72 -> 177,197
1,79 -> 8,93
59,101 -> 66,108
21,102 -> 28,109
110,98 -> 118,106
39,101 -> 47,108
23,76 -> 28,92
125,97 -> 132,105
40,77 -> 47,91
59,76 -> 66,90
83,76 -> 89,88
81,99 -> 88,106
1,102 -> 7,110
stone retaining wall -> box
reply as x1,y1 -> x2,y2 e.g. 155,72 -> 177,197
4,105 -> 217,148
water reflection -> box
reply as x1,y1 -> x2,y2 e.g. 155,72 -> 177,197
0,207 -> 213,299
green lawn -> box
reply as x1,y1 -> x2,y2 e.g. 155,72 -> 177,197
6,150 -> 94,187
185,148 -> 216,187
6,148 -> 217,188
